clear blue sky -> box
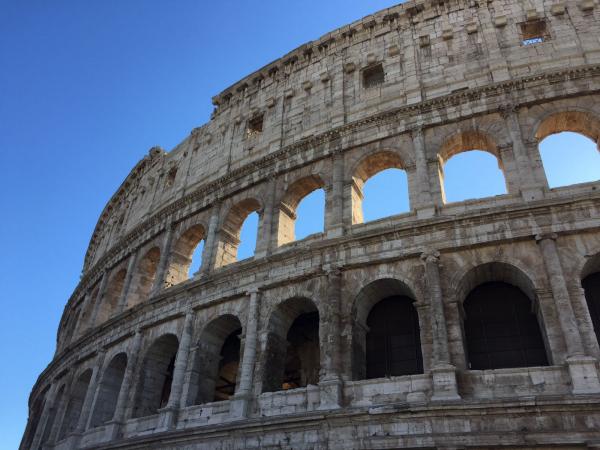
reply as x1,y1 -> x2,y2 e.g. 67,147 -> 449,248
0,1 -> 598,449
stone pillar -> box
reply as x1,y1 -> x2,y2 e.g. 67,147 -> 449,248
159,311 -> 195,430
255,180 -> 276,258
568,281 -> 600,359
536,233 -> 600,394
501,105 -> 545,201
319,266 -> 343,409
411,127 -> 437,218
116,251 -> 138,313
152,223 -> 174,294
106,330 -> 143,440
326,150 -> 344,238
421,251 -> 461,402
88,270 -> 109,328
231,289 -> 261,418
200,202 -> 221,275
29,384 -> 58,450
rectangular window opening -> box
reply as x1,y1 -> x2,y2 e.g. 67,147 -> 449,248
520,19 -> 548,45
246,115 -> 264,138
363,64 -> 385,89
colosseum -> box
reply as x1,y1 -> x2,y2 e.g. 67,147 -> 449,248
20,0 -> 600,448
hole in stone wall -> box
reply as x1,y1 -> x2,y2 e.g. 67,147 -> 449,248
362,64 -> 385,89
520,19 -> 548,45
583,272 -> 600,346
362,168 -> 409,222
246,114 -> 264,138
442,150 -> 507,202
539,132 -> 599,188
166,166 -> 177,187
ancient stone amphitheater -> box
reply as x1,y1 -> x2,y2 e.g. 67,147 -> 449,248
21,0 -> 600,448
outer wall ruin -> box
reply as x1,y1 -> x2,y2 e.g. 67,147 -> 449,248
21,0 -> 600,448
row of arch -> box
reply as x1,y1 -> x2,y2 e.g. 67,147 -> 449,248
28,257 -> 600,448
67,110 -> 600,340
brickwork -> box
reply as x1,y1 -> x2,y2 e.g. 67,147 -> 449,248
21,0 -> 600,448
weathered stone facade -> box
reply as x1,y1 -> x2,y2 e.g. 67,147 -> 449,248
21,0 -> 600,448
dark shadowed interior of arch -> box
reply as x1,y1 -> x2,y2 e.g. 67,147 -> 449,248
282,311 -> 320,389
238,211 -> 259,260
90,353 -> 127,428
132,334 -> 179,418
262,298 -> 320,393
59,369 -> 93,439
442,150 -> 507,203
294,189 -> 325,240
539,132 -> 599,188
583,272 -> 600,345
464,282 -> 548,370
188,315 -> 242,406
213,328 -> 241,401
362,168 -> 409,222
366,296 -> 423,379
40,385 -> 65,446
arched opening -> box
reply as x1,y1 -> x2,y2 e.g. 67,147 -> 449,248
59,369 -> 93,439
262,298 -> 320,393
583,271 -> 600,346
77,286 -> 99,336
187,315 -> 242,405
89,353 -> 127,428
442,150 -> 507,202
464,281 -> 548,370
535,111 -> 600,188
166,224 -> 206,286
215,198 -> 261,267
21,387 -> 48,450
352,151 -> 409,224
438,130 -> 507,203
127,247 -> 160,308
95,268 -> 126,326
362,168 -> 410,222
278,175 -> 325,245
352,278 -> 423,380
40,385 -> 65,447
132,334 -> 179,418
538,132 -> 599,188
238,212 -> 259,260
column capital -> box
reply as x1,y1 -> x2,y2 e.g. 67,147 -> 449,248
245,287 -> 261,297
420,249 -> 440,264
535,232 -> 558,242
408,124 -> 425,139
498,102 -> 520,119
323,264 -> 343,278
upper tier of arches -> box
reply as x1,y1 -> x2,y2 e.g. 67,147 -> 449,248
58,104 -> 600,343
82,0 -> 600,274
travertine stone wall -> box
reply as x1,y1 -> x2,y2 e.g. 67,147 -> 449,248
21,0 -> 600,448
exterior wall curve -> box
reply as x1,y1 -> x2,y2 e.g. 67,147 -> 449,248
21,0 -> 600,448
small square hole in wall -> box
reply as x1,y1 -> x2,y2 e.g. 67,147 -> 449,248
362,64 -> 385,89
246,114 -> 264,138
520,19 -> 549,45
